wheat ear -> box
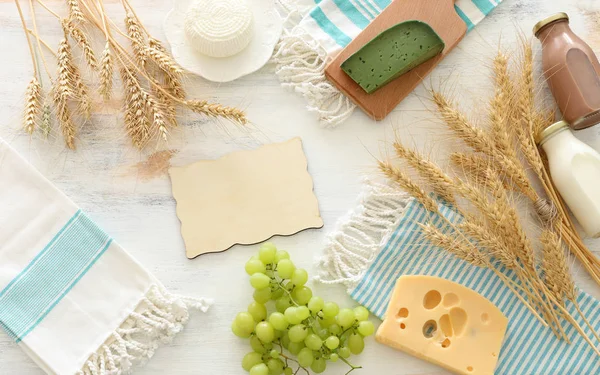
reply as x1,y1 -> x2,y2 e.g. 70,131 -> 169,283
62,19 -> 97,70
144,46 -> 183,76
393,141 -> 456,204
24,77 -> 42,135
54,37 -> 77,149
185,99 -> 248,125
99,42 -> 113,100
490,51 -> 517,160
40,102 -> 52,138
120,68 -> 151,148
66,0 -> 84,23
378,160 -> 439,213
125,12 -> 146,66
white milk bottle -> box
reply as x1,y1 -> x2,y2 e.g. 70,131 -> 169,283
538,121 -> 600,237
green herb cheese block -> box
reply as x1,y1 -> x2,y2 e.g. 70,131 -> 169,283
340,20 -> 445,94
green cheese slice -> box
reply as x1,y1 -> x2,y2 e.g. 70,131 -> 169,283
341,20 -> 445,94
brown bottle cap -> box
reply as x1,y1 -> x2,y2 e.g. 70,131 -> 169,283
536,120 -> 569,145
533,12 -> 569,36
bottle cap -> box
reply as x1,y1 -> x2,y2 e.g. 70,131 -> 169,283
533,12 -> 569,37
536,120 -> 569,145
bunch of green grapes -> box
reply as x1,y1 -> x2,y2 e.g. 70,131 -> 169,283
232,243 -> 374,375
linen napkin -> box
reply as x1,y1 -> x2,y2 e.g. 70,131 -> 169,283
0,139 -> 212,375
273,0 -> 503,126
317,179 -> 600,374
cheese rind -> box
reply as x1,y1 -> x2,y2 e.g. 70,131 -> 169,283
376,276 -> 507,375
340,20 -> 445,94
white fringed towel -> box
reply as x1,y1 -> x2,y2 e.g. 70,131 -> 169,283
0,139 -> 212,375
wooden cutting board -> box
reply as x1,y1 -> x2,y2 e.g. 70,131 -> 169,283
325,0 -> 467,120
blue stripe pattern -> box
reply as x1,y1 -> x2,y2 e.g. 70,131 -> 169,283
350,199 -> 600,374
309,0 -> 500,47
0,210 -> 112,342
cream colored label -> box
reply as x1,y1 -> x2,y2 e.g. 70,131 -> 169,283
376,275 -> 507,375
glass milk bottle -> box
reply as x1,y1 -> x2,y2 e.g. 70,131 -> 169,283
534,13 -> 600,129
538,121 -> 600,237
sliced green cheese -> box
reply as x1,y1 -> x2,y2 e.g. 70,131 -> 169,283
341,20 -> 445,94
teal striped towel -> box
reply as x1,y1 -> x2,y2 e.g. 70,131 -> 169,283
273,0 -> 502,126
0,139 -> 212,375
317,179 -> 600,374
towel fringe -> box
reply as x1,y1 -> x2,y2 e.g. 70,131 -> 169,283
76,285 -> 212,375
315,178 -> 412,290
272,1 -> 355,127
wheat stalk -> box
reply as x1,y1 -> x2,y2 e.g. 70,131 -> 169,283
66,0 -> 84,23
490,51 -> 517,160
99,42 -> 113,100
120,68 -> 150,147
24,77 -> 42,135
40,102 -> 52,138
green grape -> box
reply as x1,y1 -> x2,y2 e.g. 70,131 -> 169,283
284,307 -> 302,325
253,288 -> 272,304
250,335 -> 267,354
259,243 -> 277,264
291,269 -> 308,286
353,306 -> 370,321
284,367 -> 293,375
250,363 -> 269,375
322,302 -> 339,318
248,302 -> 267,322
281,332 -> 290,349
269,312 -> 289,331
275,297 -> 292,313
319,316 -> 336,328
296,306 -> 311,321
271,288 -> 284,300
357,320 -> 375,336
304,333 -> 323,350
308,296 -> 324,313
338,346 -> 351,359
311,357 -> 327,374
267,358 -> 284,375
297,348 -> 314,367
276,259 -> 295,279
242,352 -> 263,371
232,322 -> 252,338
250,273 -> 271,290
329,353 -> 339,362
313,327 -> 328,339
234,312 -> 255,333
337,308 -> 356,328
275,250 -> 290,262
256,322 -> 275,343
288,324 -> 308,343
348,334 -> 365,355
246,259 -> 267,275
328,324 -> 341,335
292,286 -> 313,305
288,341 -> 305,355
325,336 -> 340,350
274,329 -> 284,339
270,349 -> 280,358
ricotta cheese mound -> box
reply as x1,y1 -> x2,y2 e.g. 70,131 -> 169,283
184,0 -> 254,58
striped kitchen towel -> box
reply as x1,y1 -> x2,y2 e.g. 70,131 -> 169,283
273,0 -> 502,126
317,179 -> 600,374
0,138 -> 212,375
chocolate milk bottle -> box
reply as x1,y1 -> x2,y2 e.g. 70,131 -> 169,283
535,13 -> 600,130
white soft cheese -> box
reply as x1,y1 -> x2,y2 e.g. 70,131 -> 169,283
184,0 -> 254,58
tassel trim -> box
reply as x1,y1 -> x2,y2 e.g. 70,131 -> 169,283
315,178 -> 412,290
76,285 -> 212,375
272,0 -> 356,127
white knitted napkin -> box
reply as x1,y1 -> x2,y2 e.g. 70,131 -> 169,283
0,139 -> 212,375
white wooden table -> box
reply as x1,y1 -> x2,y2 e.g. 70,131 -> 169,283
2,0 -> 600,374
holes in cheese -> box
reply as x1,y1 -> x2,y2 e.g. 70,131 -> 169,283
423,290 -> 441,309
397,307 -> 409,319
340,20 -> 445,94
443,292 -> 459,307
376,276 -> 508,375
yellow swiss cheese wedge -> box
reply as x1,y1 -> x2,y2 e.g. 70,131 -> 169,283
376,275 -> 508,375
